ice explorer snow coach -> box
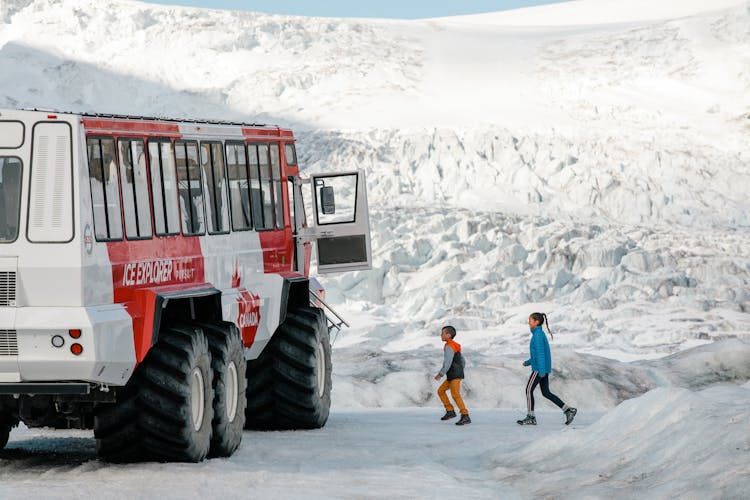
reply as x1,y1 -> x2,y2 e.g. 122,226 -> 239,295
0,109 -> 371,462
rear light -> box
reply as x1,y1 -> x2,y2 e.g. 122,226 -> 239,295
69,329 -> 82,339
51,335 -> 64,348
47,114 -> 57,119
70,343 -> 83,355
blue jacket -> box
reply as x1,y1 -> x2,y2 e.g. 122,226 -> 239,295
524,325 -> 552,375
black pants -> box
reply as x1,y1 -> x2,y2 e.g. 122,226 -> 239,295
526,371 -> 564,412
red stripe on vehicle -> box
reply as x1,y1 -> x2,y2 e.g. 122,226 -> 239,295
107,237 -> 206,362
241,127 -> 279,138
83,119 -> 180,135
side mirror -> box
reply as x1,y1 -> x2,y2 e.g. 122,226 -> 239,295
320,185 -> 335,214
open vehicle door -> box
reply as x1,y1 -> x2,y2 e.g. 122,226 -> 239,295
309,171 -> 372,274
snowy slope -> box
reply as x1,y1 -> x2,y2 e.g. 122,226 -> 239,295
489,384 -> 750,498
1,0 -> 749,227
0,0 -> 748,391
1,384 -> 748,499
0,0 -> 748,401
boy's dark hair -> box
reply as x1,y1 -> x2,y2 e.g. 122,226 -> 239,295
442,325 -> 457,338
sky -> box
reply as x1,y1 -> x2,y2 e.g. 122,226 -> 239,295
138,0 -> 571,19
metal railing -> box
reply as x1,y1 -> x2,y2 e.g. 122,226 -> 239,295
309,290 -> 349,344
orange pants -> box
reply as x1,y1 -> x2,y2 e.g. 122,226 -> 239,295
437,378 -> 468,415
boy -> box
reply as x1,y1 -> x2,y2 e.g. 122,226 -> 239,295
434,326 -> 471,425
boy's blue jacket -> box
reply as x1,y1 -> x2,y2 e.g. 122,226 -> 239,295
523,325 -> 552,375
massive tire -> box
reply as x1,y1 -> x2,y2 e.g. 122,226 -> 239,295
199,321 -> 247,457
0,414 -> 14,450
245,306 -> 332,430
94,382 -> 141,462
0,424 -> 9,450
95,324 -> 214,462
0,417 -> 13,450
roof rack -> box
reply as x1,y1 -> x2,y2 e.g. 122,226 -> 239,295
22,107 -> 269,128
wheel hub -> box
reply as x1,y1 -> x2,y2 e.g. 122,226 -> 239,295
316,341 -> 326,398
190,367 -> 205,431
226,361 -> 239,421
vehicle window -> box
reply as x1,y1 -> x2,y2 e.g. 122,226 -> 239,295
248,144 -> 271,230
148,140 -> 181,236
315,173 -> 358,225
257,144 -> 274,230
284,143 -> 297,166
118,139 -> 152,239
290,186 -> 296,234
270,143 -> 285,230
0,157 -> 22,242
226,142 -> 252,231
175,141 -> 205,235
200,142 -> 230,234
0,121 -> 23,149
87,137 -> 123,241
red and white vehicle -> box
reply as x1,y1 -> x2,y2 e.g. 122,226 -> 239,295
0,108 -> 371,462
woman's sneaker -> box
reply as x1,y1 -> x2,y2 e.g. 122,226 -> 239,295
516,414 -> 536,425
564,407 -> 577,425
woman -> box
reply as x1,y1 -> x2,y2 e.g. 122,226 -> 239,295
518,312 -> 577,425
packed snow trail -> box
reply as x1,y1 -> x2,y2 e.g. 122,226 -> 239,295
0,408 -> 600,499
1,384 -> 748,499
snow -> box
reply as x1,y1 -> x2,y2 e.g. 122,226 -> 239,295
490,385 -> 750,498
1,385 -> 748,498
1,0 -> 750,497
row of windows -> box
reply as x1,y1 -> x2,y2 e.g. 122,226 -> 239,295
87,137 -> 296,242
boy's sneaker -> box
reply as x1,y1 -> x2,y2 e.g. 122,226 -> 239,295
440,410 -> 456,421
564,407 -> 577,425
516,414 -> 537,425
455,414 -> 471,426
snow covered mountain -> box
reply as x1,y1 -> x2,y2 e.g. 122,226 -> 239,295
1,0 -> 749,402
1,0 -> 749,497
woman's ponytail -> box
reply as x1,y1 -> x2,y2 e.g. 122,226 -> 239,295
531,312 -> 553,340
